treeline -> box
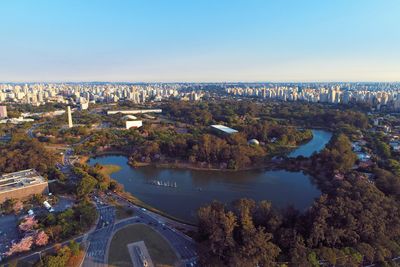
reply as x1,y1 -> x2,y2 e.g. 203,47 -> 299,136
163,100 -> 369,131
270,102 -> 369,130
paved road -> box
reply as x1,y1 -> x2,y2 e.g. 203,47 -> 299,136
0,215 -> 19,255
82,197 -> 198,267
26,122 -> 49,139
110,194 -> 198,266
59,147 -> 82,185
82,205 -> 116,267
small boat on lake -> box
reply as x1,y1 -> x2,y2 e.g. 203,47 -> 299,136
147,179 -> 177,188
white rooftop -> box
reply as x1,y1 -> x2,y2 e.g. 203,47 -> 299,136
211,125 -> 238,134
0,169 -> 46,193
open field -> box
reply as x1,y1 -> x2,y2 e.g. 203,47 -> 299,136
108,224 -> 178,267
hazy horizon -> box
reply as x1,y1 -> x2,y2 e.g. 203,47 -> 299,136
1,80 -> 400,84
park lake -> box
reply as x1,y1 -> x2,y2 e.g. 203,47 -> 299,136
89,130 -> 332,223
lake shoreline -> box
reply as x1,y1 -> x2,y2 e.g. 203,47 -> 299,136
86,154 -> 302,172
88,157 -> 323,223
87,130 -> 332,222
84,129 -> 331,172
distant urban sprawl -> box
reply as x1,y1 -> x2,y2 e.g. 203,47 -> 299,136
1,82 -> 400,111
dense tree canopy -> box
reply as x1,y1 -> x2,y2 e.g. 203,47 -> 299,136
163,100 -> 369,131
312,133 -> 357,175
198,176 -> 400,266
128,124 -> 312,169
198,200 -> 280,267
38,200 -> 97,242
0,135 -> 57,177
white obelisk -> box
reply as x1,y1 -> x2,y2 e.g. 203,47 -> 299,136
67,106 -> 73,128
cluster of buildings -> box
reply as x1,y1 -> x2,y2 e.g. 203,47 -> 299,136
352,140 -> 372,168
108,109 -> 162,129
225,83 -> 400,110
373,115 -> 400,152
0,83 -> 203,107
0,105 -> 35,124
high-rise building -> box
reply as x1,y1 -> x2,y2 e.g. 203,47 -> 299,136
0,106 -> 7,118
67,106 -> 73,128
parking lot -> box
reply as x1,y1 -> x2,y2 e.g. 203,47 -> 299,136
53,196 -> 74,212
0,214 -> 19,255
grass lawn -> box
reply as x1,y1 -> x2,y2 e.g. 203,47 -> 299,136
99,164 -> 121,176
108,224 -> 178,267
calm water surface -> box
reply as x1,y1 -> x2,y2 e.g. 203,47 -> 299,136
289,130 -> 333,157
89,130 -> 331,223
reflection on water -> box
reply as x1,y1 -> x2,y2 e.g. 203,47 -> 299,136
89,130 -> 331,223
89,158 -> 320,223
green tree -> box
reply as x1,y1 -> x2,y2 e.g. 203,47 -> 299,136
76,174 -> 97,198
317,134 -> 357,173
376,141 -> 391,159
198,201 -> 237,266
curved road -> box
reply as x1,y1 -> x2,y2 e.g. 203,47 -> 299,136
83,200 -> 198,267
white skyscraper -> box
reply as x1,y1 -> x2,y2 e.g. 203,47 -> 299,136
67,106 -> 73,128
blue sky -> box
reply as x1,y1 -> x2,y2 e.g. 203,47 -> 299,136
0,0 -> 399,82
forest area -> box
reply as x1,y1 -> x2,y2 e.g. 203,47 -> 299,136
197,133 -> 400,266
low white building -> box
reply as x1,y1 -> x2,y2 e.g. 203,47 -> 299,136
210,125 -> 238,135
0,117 -> 34,124
0,169 -> 49,203
80,102 -> 89,110
126,120 -> 143,129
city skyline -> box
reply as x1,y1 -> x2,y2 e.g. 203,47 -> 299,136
1,0 -> 400,82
